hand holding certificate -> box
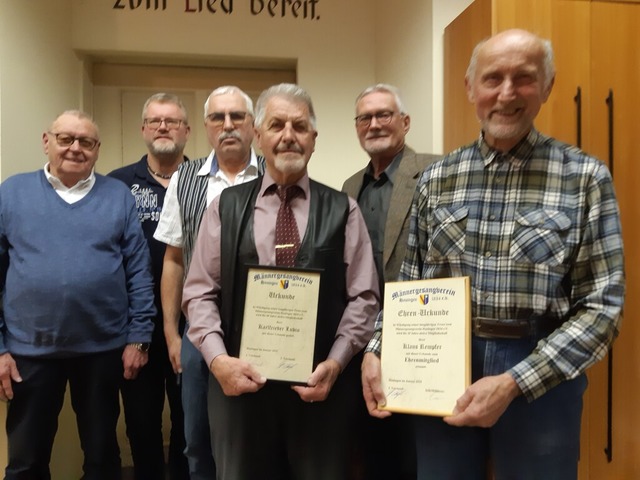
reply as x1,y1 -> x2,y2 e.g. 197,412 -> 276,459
380,276 -> 471,416
239,266 -> 321,384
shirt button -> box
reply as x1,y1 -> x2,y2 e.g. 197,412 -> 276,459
485,251 -> 492,258
489,214 -> 496,221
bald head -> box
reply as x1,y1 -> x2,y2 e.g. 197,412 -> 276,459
467,29 -> 555,90
464,29 -> 555,152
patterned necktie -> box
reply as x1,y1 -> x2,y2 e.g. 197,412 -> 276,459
275,185 -> 302,267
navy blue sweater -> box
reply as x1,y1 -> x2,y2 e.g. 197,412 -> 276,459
0,170 -> 155,357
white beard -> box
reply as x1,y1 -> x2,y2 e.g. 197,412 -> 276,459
274,155 -> 307,176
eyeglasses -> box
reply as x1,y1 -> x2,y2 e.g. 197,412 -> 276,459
48,132 -> 99,151
354,111 -> 398,128
206,111 -> 249,127
144,118 -> 185,130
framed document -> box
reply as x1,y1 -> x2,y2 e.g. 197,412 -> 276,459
239,266 -> 321,384
380,276 -> 471,416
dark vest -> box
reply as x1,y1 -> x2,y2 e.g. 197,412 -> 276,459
219,178 -> 350,366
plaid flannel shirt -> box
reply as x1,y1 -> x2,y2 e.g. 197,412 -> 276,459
366,129 -> 625,401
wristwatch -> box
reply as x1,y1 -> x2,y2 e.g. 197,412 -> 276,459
130,342 -> 151,353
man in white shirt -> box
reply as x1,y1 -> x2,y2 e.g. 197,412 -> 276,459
154,86 -> 264,480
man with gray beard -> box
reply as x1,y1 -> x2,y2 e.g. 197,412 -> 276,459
154,86 -> 265,479
109,93 -> 191,480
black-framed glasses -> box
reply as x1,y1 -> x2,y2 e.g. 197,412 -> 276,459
354,110 -> 398,128
206,111 -> 249,127
144,118 -> 185,130
48,132 -> 99,151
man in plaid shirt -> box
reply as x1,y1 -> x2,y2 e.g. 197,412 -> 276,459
361,29 -> 625,479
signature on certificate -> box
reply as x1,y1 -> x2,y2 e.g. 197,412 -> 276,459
386,387 -> 406,399
278,361 -> 298,372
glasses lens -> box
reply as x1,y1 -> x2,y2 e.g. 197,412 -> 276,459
55,134 -> 75,146
164,119 -> 182,129
78,138 -> 97,149
376,112 -> 394,124
229,112 -> 247,124
51,133 -> 97,150
145,118 -> 183,130
355,111 -> 395,127
355,115 -> 370,127
208,112 -> 247,126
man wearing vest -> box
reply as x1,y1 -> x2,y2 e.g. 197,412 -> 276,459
182,83 -> 380,480
153,85 -> 263,480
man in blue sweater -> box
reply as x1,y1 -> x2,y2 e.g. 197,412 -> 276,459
0,110 -> 156,480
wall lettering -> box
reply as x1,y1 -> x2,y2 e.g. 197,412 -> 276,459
250,0 -> 318,19
185,0 -> 233,14
113,0 -> 168,10
113,0 -> 320,20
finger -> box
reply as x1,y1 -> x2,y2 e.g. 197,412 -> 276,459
10,364 -> 22,383
245,366 -> 267,385
370,408 -> 393,419
123,364 -> 134,380
0,380 -> 14,401
234,375 -> 264,395
443,411 -> 470,427
291,384 -> 317,402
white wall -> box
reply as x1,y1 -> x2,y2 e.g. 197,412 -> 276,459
0,0 -> 84,180
373,0 -> 434,156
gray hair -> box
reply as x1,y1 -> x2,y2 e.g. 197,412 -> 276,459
466,33 -> 555,90
203,86 -> 254,119
51,110 -> 100,138
355,83 -> 407,114
254,83 -> 317,130
141,93 -> 189,124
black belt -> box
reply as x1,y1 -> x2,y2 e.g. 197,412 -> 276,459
472,317 -> 558,339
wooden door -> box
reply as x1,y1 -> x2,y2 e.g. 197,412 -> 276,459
443,0 -> 588,152
584,2 -> 640,477
443,0 -> 492,153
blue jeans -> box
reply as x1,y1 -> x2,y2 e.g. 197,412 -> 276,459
415,336 -> 587,480
181,324 -> 216,480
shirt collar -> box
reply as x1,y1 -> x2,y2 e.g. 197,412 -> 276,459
44,162 -> 95,191
199,149 -> 260,177
259,169 -> 309,200
478,129 -> 539,168
364,148 -> 403,185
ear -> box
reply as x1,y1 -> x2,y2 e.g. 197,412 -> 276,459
465,76 -> 475,103
42,132 -> 50,154
254,126 -> 262,147
402,114 -> 411,135
542,75 -> 555,103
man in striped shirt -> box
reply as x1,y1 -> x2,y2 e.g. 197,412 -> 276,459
362,29 -> 625,479
154,86 -> 264,480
